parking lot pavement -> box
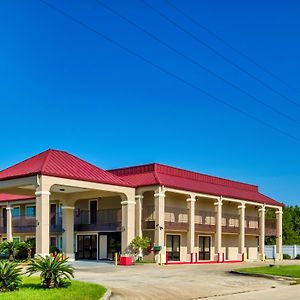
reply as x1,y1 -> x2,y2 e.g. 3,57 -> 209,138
205,284 -> 300,300
72,261 -> 298,300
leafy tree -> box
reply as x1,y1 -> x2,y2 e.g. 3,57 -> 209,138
0,261 -> 22,292
26,254 -> 74,288
266,205 -> 300,245
127,236 -> 151,261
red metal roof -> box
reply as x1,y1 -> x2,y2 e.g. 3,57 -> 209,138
109,163 -> 283,206
0,194 -> 34,203
0,149 -> 132,187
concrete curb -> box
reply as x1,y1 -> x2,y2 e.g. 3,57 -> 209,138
101,288 -> 112,300
230,270 -> 298,284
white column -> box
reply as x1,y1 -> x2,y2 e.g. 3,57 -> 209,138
238,203 -> 245,259
135,195 -> 143,237
186,196 -> 196,255
258,206 -> 266,261
154,188 -> 165,247
62,205 -> 75,261
6,206 -> 13,242
214,198 -> 223,260
121,195 -> 136,253
276,208 -> 283,261
35,188 -> 51,256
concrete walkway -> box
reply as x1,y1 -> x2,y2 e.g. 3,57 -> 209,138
72,260 -> 300,300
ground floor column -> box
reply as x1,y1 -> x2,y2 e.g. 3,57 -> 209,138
62,205 -> 75,260
135,195 -> 143,237
154,188 -> 165,247
6,206 -> 13,242
276,208 -> 283,261
187,196 -> 196,259
121,195 -> 136,253
214,198 -> 223,261
35,187 -> 51,256
238,203 -> 245,260
154,187 -> 165,263
258,206 -> 265,261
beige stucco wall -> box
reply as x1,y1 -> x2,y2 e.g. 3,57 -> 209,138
75,196 -> 121,210
245,235 -> 258,260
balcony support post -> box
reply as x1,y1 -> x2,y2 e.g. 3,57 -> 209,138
62,205 -> 75,261
135,195 -> 143,237
6,206 -> 13,242
238,203 -> 246,260
276,208 -> 283,261
187,196 -> 196,257
258,206 -> 266,261
214,197 -> 223,261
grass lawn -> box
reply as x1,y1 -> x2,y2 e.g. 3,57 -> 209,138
236,265 -> 300,279
0,276 -> 106,300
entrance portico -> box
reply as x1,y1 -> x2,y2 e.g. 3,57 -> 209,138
0,149 -> 135,259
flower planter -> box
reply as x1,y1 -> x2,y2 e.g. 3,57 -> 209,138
119,255 -> 133,266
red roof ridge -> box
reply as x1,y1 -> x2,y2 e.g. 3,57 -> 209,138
109,162 -> 258,193
0,149 -> 133,187
41,148 -> 54,172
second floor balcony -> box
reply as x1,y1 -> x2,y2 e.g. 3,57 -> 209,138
142,206 -> 277,235
74,208 -> 122,232
0,212 -> 62,234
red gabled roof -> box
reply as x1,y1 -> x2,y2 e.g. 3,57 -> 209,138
109,163 -> 283,207
0,194 -> 34,203
0,149 -> 132,187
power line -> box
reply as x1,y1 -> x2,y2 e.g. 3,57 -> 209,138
37,0 -> 300,142
139,0 -> 300,110
164,0 -> 300,95
95,0 -> 300,126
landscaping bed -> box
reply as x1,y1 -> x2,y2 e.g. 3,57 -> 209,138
0,276 -> 106,300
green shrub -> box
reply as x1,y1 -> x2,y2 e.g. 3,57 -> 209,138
0,261 -> 22,292
283,253 -> 291,260
26,254 -> 74,288
0,241 -> 20,261
295,254 -> 300,260
15,241 -> 34,260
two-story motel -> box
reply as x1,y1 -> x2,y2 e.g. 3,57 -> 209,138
0,149 -> 283,262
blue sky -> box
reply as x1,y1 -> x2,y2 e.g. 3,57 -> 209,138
1,0 -> 300,205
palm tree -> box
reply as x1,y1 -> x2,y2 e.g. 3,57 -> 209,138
0,241 -> 20,261
26,254 -> 74,288
0,261 -> 23,292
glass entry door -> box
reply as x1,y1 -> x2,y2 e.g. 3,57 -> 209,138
77,235 -> 97,260
166,235 -> 180,261
199,236 -> 211,260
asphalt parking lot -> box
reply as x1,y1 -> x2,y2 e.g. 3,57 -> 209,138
72,260 -> 300,299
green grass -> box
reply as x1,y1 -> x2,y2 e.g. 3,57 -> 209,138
0,277 -> 106,300
236,265 -> 300,279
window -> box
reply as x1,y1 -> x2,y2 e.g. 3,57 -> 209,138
26,205 -> 36,217
12,207 -> 20,217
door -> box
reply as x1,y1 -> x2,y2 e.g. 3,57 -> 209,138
99,235 -> 108,259
50,204 -> 57,226
89,200 -> 97,225
107,233 -> 121,260
199,236 -> 211,260
166,235 -> 180,261
2,208 -> 7,228
77,235 -> 98,260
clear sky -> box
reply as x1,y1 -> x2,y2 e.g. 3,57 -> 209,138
1,0 -> 300,205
